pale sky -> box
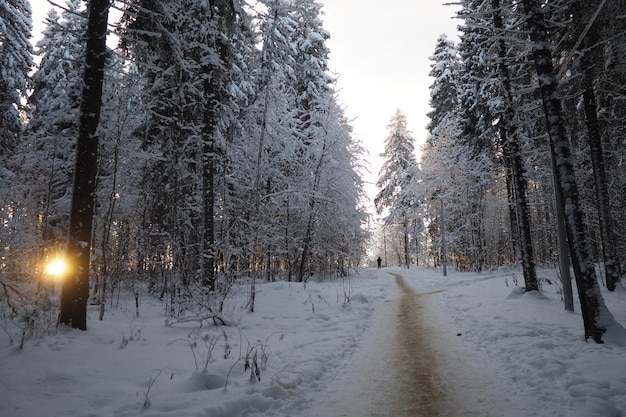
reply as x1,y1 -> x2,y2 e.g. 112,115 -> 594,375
319,1 -> 460,191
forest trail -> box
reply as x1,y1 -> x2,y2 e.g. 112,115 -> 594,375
310,272 -> 495,417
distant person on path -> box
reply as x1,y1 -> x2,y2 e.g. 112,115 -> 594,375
377,256 -> 382,269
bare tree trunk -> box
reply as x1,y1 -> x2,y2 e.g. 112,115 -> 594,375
521,0 -> 614,343
59,0 -> 109,330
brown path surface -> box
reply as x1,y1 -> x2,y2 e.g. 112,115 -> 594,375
391,272 -> 445,416
316,272 -> 495,417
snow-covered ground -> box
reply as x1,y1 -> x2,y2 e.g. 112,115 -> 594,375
1,266 -> 625,417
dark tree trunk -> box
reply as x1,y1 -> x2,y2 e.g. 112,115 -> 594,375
404,221 -> 410,269
202,135 -> 216,292
582,68 -> 621,291
59,0 -> 110,330
572,0 -> 622,291
521,0 -> 613,343
201,79 -> 216,292
200,24 -> 232,293
504,158 -> 520,262
500,128 -> 538,291
298,214 -> 314,283
492,0 -> 538,291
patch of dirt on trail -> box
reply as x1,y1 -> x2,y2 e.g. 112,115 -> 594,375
316,272 -> 496,417
391,272 -> 445,416
390,273 -> 496,417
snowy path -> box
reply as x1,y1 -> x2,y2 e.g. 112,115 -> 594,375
304,272 -> 499,417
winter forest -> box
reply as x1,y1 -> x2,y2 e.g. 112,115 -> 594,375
1,0 -> 370,335
0,0 -> 625,351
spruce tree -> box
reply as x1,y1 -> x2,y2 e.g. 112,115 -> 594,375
0,0 -> 33,160
426,34 -> 459,136
22,1 -> 86,244
375,109 -> 419,269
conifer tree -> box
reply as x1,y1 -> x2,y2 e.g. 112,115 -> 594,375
375,109 -> 419,269
22,1 -> 86,244
118,0 -> 245,292
426,35 -> 459,136
0,0 -> 33,160
292,0 -> 331,131
426,28 -> 495,273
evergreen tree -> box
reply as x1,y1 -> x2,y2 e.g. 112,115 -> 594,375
375,109 -> 419,269
426,34 -> 459,136
0,0 -> 33,160
425,26 -> 496,273
119,0 -> 248,294
20,0 -> 86,244
455,2 -> 493,155
292,0 -> 331,129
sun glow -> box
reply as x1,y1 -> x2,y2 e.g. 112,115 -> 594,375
45,259 -> 67,279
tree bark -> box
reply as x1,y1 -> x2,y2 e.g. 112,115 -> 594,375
404,220 -> 410,269
59,0 -> 109,330
503,158 -> 520,262
521,0 -> 613,343
201,134 -> 216,292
